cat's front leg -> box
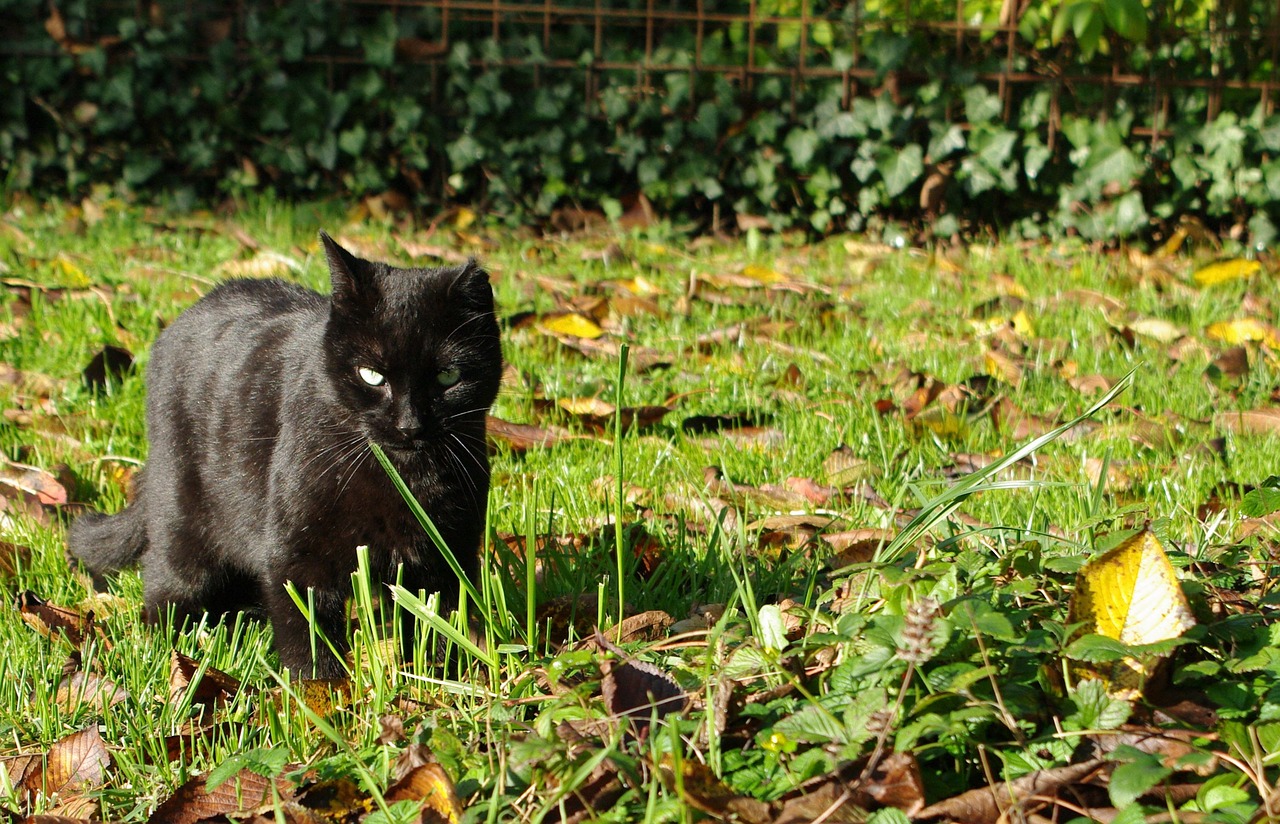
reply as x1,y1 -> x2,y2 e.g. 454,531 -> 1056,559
265,585 -> 349,679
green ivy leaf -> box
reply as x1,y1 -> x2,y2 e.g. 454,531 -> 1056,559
1103,0 -> 1148,43
877,144 -> 924,198
785,128 -> 820,168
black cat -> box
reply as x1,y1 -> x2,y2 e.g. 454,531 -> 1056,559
68,233 -> 502,678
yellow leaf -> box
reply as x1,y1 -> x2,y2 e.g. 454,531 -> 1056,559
537,313 -> 604,340
1193,258 -> 1261,287
742,263 -> 785,284
52,255 -> 91,288
1206,317 -> 1280,348
452,206 -> 477,230
1128,318 -> 1183,344
557,397 -> 615,416
1067,530 -> 1195,693
1011,309 -> 1036,338
984,349 -> 1022,386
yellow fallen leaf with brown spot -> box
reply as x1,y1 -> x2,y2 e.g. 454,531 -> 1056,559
1067,530 -> 1195,696
537,312 -> 604,340
1206,317 -> 1280,348
1011,309 -> 1036,338
984,349 -> 1022,386
386,764 -> 464,824
1193,258 -> 1261,287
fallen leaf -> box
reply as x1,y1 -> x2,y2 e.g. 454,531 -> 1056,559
598,635 -> 688,734
23,726 -> 110,804
1215,407 -> 1280,435
1066,530 -> 1196,694
0,458 -> 68,506
486,415 -> 570,452
1205,345 -> 1249,386
54,670 -> 128,714
149,769 -> 289,824
1206,317 -> 1280,347
1193,258 -> 1261,287
384,764 -> 463,824
215,250 -> 302,279
15,592 -> 99,647
916,758 -> 1105,822
169,650 -> 242,709
537,312 -> 605,340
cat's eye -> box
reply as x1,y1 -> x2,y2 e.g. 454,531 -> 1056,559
357,367 -> 386,387
436,367 -> 462,387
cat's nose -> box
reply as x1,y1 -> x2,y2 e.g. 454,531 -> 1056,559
394,407 -> 424,440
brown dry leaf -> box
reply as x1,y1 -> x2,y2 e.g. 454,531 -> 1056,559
605,610 -> 673,644
22,726 -> 110,805
555,335 -> 673,373
1069,373 -> 1116,395
825,528 -> 896,566
1,458 -> 68,507
1123,317 -> 1185,345
1206,345 -> 1250,386
597,633 -> 689,734
169,650 -> 242,709
983,347 -> 1022,386
54,670 -> 128,714
384,764 -> 463,824
916,758 -> 1105,822
822,445 -> 878,488
486,415 -> 570,452
661,759 -> 772,823
0,540 -> 33,578
704,467 -> 811,512
160,722 -> 243,765
1215,407 -> 1280,435
215,250 -> 301,279
393,236 -> 470,265
15,592 -> 99,647
149,769 -> 291,824
554,397 -> 671,432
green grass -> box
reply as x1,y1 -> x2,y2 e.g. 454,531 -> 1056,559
2,196 -> 1280,821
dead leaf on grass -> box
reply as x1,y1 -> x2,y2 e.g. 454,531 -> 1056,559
22,726 -> 110,810
149,768 -> 292,824
16,592 -> 102,648
169,650 -> 243,709
384,764 -> 464,823
1215,407 -> 1280,435
486,415 -> 571,452
597,630 -> 689,734
54,669 -> 128,714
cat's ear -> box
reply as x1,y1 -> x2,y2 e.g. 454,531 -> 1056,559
320,231 -> 369,304
447,258 -> 492,301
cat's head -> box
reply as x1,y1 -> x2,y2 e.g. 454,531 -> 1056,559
319,232 -> 502,458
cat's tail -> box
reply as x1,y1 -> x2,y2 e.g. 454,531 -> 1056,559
67,499 -> 148,587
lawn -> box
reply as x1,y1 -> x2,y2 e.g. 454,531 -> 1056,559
1,195 -> 1278,822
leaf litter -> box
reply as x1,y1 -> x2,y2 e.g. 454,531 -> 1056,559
8,208 -> 1280,821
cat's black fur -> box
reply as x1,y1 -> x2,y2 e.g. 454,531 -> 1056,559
68,234 -> 502,678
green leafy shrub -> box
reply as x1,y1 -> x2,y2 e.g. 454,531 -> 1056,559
3,0 -> 1277,243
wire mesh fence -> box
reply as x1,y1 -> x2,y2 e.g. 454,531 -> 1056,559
10,0 -> 1280,143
